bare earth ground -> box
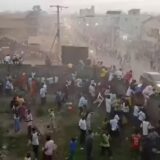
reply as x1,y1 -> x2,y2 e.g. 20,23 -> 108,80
0,95 -> 139,160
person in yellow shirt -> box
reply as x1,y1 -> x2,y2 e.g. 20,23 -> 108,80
48,108 -> 56,130
100,68 -> 108,78
100,130 -> 112,158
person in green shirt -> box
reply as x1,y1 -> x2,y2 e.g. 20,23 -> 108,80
100,130 -> 112,158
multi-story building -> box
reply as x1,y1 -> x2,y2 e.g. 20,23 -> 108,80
80,6 -> 95,17
140,17 -> 160,59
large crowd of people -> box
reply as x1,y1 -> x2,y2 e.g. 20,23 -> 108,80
0,59 -> 160,160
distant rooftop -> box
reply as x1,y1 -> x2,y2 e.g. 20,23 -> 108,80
146,72 -> 160,75
106,10 -> 122,15
128,9 -> 141,15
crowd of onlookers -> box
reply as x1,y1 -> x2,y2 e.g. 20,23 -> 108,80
1,61 -> 160,160
3,54 -> 23,65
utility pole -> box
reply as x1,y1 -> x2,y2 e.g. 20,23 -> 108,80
50,5 -> 68,64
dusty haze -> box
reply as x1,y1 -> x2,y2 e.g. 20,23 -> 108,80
0,0 -> 160,13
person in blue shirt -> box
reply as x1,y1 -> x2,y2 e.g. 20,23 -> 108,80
69,138 -> 78,160
14,113 -> 20,132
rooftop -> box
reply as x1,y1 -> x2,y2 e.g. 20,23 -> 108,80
146,72 -> 160,75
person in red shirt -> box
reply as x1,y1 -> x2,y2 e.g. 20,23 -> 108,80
124,70 -> 133,85
131,129 -> 141,160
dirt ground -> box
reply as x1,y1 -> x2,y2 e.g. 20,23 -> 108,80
0,95 -> 136,160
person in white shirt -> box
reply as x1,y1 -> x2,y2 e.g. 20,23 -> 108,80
105,95 -> 112,115
5,79 -> 13,95
138,110 -> 146,124
76,78 -> 83,88
115,68 -> 123,80
43,83 -> 47,93
4,55 -> 11,64
44,135 -> 57,159
142,85 -> 154,106
89,83 -> 96,98
31,72 -> 36,79
78,95 -> 88,114
140,120 -> 151,136
31,128 -> 40,160
133,105 -> 140,117
54,76 -> 59,84
110,116 -> 119,136
79,117 -> 87,149
26,109 -> 33,140
114,114 -> 120,122
47,77 -> 54,85
40,86 -> 47,105
143,85 -> 154,97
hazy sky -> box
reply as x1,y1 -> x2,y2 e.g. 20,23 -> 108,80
0,0 -> 160,13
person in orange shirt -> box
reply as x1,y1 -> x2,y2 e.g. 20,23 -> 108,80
19,72 -> 28,92
30,79 -> 38,104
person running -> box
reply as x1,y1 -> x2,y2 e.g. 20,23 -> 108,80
69,138 -> 78,160
5,79 -> 14,96
78,95 -> 88,115
100,130 -> 112,159
131,129 -> 141,160
140,119 -> 152,137
79,117 -> 87,150
48,108 -> 56,130
40,84 -> 47,105
14,113 -> 20,132
31,127 -> 40,160
26,109 -> 33,141
110,115 -> 119,136
43,135 -> 57,160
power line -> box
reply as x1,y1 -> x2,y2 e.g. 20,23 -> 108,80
50,5 -> 68,64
